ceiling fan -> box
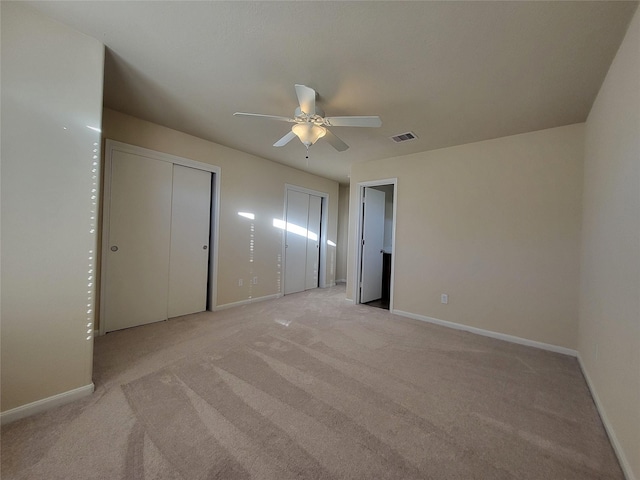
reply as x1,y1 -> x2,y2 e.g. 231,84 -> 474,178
234,84 -> 382,155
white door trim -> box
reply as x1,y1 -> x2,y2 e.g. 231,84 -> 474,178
353,178 -> 398,310
282,184 -> 330,294
100,140 -> 221,335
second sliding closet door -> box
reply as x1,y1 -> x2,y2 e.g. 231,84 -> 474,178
305,194 -> 321,290
168,165 -> 211,318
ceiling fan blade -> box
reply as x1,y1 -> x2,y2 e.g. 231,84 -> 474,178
234,112 -> 295,122
324,129 -> 349,152
324,116 -> 382,128
273,130 -> 297,147
294,84 -> 316,116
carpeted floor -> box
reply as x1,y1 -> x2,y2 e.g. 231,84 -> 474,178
1,286 -> 623,479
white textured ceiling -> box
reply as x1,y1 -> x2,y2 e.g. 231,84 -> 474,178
27,1 -> 638,183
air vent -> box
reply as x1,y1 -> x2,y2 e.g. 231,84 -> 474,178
390,131 -> 418,143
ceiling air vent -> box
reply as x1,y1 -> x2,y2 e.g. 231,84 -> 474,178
390,131 -> 418,143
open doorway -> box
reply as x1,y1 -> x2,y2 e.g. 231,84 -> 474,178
354,179 -> 397,310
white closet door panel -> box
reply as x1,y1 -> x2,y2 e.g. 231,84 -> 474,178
305,194 -> 321,290
105,151 -> 173,332
168,165 -> 211,318
361,187 -> 386,303
284,190 -> 309,295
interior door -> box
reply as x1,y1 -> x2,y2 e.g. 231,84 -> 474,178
105,151 -> 173,332
305,194 -> 322,290
360,187 -> 385,303
168,165 -> 212,318
284,190 -> 309,294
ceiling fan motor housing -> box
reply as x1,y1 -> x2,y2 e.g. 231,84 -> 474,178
294,106 -> 325,125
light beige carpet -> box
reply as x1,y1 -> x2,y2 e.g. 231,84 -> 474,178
1,286 -> 623,479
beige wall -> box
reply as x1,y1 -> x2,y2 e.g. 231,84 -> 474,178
336,185 -> 350,282
348,124 -> 584,349
1,4 -> 104,412
578,7 -> 640,479
102,109 -> 339,308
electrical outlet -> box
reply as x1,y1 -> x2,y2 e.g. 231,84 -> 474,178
441,294 -> 448,304
252,276 -> 258,285
238,279 -> 243,287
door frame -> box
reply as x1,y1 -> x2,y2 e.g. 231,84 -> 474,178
353,178 -> 398,309
281,184 -> 330,294
99,140 -> 221,335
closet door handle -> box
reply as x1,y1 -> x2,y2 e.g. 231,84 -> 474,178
203,245 -> 208,250
111,246 -> 118,252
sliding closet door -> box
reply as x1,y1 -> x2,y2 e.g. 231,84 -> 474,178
284,190 -> 309,295
104,149 -> 214,333
284,189 -> 322,295
104,151 -> 173,332
305,194 -> 321,290
168,165 -> 212,318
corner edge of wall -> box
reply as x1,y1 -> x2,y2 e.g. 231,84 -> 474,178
577,354 -> 637,480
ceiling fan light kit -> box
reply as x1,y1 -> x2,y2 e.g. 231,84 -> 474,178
234,84 -> 382,155
292,122 -> 326,147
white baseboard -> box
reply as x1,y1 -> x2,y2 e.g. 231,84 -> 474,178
577,354 -> 636,480
392,309 -> 578,357
1,383 -> 95,425
335,279 -> 347,284
214,293 -> 281,311
321,282 -> 337,288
